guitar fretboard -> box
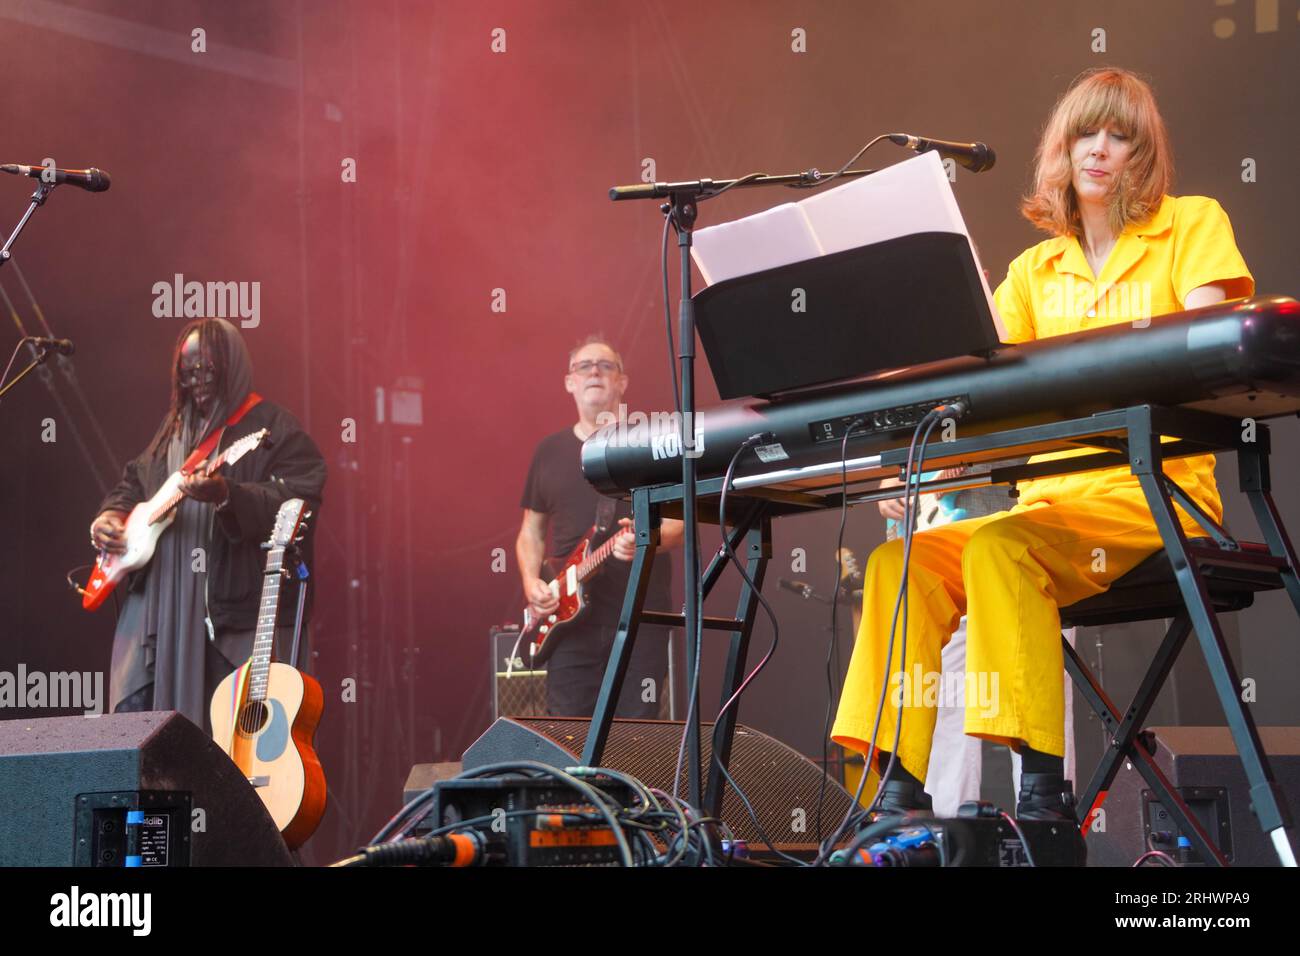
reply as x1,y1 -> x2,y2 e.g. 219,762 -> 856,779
247,545 -> 286,703
146,430 -> 264,525
576,530 -> 621,581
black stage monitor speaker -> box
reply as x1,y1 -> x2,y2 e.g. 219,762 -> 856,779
463,717 -> 855,853
0,711 -> 293,866
1087,726 -> 1300,867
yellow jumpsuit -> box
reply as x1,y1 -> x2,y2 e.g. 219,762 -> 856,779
832,195 -> 1254,782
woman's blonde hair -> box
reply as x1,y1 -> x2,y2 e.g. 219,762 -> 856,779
1021,67 -> 1173,238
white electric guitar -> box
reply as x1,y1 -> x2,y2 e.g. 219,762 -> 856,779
82,428 -> 270,611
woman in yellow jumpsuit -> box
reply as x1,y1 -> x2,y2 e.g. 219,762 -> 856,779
831,67 -> 1255,820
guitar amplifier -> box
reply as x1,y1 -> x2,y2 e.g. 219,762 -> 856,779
491,625 -> 547,719
490,625 -> 677,720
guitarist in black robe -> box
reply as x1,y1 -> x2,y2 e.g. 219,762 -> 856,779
517,336 -> 682,717
88,318 -> 327,733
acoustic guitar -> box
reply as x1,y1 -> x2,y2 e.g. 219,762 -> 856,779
209,497 -> 325,850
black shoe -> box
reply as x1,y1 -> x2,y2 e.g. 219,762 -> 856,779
1015,772 -> 1079,823
875,778 -> 934,816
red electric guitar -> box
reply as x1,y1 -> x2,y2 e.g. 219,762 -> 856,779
521,523 -> 628,667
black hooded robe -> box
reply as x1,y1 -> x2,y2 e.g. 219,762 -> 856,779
96,320 -> 326,730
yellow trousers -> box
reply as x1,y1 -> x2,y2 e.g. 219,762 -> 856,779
831,477 -> 1217,784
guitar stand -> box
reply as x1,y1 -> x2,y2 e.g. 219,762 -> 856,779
285,545 -> 310,672
582,403 -> 1297,865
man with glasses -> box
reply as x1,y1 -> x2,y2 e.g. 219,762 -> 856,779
517,336 -> 682,717
88,318 -> 326,734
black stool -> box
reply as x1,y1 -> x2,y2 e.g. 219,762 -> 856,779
1060,539 -> 1286,865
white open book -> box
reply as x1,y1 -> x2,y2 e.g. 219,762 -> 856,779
690,151 -> 1005,337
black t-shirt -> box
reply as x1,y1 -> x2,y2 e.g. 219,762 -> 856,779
521,427 -> 672,617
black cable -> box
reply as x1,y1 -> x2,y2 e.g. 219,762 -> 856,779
708,435 -> 815,867
363,761 -> 732,868
788,133 -> 894,191
833,809 -> 929,865
370,760 -> 632,865
840,817 -> 945,868
709,756 -> 806,867
998,810 -> 1038,868
64,564 -> 94,600
453,761 -> 634,866
672,435 -> 759,816
647,787 -> 694,866
669,434 -> 801,864
368,782 -> 438,844
1133,849 -> 1177,868
878,402 -> 968,798
698,171 -> 767,201
816,414 -> 931,862
871,411 -> 943,811
657,132 -> 888,215
818,417 -> 866,844
714,436 -> 783,719
698,133 -> 894,199
816,400 -> 966,861
647,787 -> 737,867
334,808 -> 581,867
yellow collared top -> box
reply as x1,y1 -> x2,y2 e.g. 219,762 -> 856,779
992,195 -> 1254,518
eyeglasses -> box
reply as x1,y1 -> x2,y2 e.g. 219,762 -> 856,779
569,360 -> 621,375
178,363 -> 217,387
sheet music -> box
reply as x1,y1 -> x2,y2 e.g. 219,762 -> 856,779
689,202 -> 823,287
690,151 -> 1002,332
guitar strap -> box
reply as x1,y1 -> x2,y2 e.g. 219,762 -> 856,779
593,495 -> 618,538
180,392 -> 263,475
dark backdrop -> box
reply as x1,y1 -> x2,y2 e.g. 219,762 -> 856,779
1,0 -> 1296,864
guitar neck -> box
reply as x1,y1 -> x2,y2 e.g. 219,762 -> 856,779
247,545 -> 287,703
148,447 -> 234,523
575,530 -> 620,581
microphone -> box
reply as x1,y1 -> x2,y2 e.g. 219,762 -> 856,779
0,164 -> 112,192
26,336 -> 75,356
887,134 -> 996,173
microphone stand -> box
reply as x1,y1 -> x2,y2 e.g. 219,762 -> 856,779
9,258 -> 121,480
0,338 -> 58,401
0,273 -> 117,492
0,181 -> 117,492
0,181 -> 58,405
608,165 -> 875,829
0,180 -> 56,271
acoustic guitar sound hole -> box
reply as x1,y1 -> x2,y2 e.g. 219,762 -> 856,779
238,701 -> 270,735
